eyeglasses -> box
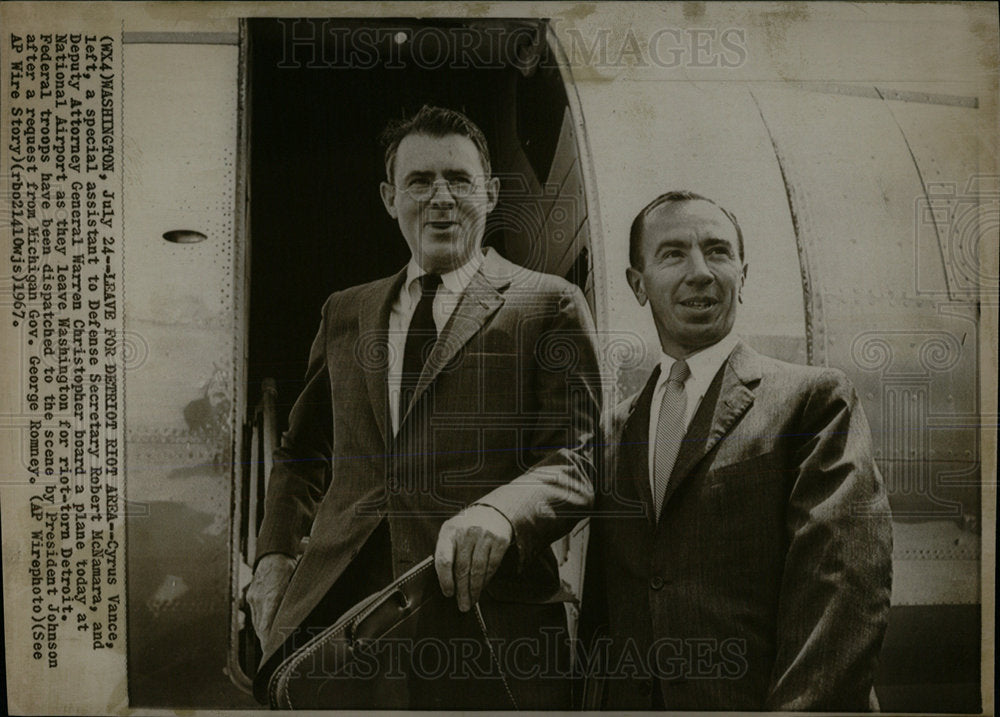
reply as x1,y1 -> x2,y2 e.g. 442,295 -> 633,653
397,178 -> 478,201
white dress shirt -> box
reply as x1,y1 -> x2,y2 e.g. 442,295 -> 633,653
387,250 -> 484,434
647,332 -> 740,486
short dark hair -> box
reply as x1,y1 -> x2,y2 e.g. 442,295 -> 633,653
379,105 -> 492,182
629,190 -> 745,268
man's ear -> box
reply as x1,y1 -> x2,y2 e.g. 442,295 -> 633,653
484,176 -> 500,213
379,181 -> 398,219
738,262 -> 748,303
626,265 -> 647,306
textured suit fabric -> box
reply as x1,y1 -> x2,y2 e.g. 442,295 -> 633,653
580,341 -> 892,711
254,249 -> 600,708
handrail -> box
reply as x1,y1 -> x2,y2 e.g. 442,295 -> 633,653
228,377 -> 280,694
248,377 -> 278,564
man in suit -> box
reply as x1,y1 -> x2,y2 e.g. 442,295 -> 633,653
579,191 -> 892,710
246,105 -> 600,709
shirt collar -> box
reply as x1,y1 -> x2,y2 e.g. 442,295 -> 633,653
655,332 -> 740,398
403,249 -> 484,306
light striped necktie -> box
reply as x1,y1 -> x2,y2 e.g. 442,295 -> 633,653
652,359 -> 690,521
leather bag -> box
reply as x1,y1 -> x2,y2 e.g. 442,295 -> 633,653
267,556 -> 519,710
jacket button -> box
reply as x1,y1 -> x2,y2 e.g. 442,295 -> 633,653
649,576 -> 664,590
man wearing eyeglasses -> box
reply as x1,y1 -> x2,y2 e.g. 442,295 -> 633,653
247,105 -> 600,709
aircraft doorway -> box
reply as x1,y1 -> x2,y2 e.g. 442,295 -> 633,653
245,17 -> 594,433
231,17 -> 597,690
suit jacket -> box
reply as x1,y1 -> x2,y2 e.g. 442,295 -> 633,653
255,249 -> 601,706
580,341 -> 892,711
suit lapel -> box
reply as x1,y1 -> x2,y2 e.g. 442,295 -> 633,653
358,268 -> 407,448
617,368 -> 660,528
401,250 -> 509,427
660,341 -> 761,510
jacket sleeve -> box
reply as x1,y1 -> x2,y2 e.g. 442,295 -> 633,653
765,369 -> 893,710
254,297 -> 335,564
476,285 -> 603,564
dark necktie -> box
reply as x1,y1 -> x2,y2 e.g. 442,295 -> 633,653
652,359 -> 690,521
400,273 -> 442,422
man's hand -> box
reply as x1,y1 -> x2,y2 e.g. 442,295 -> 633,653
434,505 -> 513,612
246,553 -> 297,644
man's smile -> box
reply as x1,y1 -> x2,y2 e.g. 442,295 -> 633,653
678,296 -> 719,311
425,219 -> 458,230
